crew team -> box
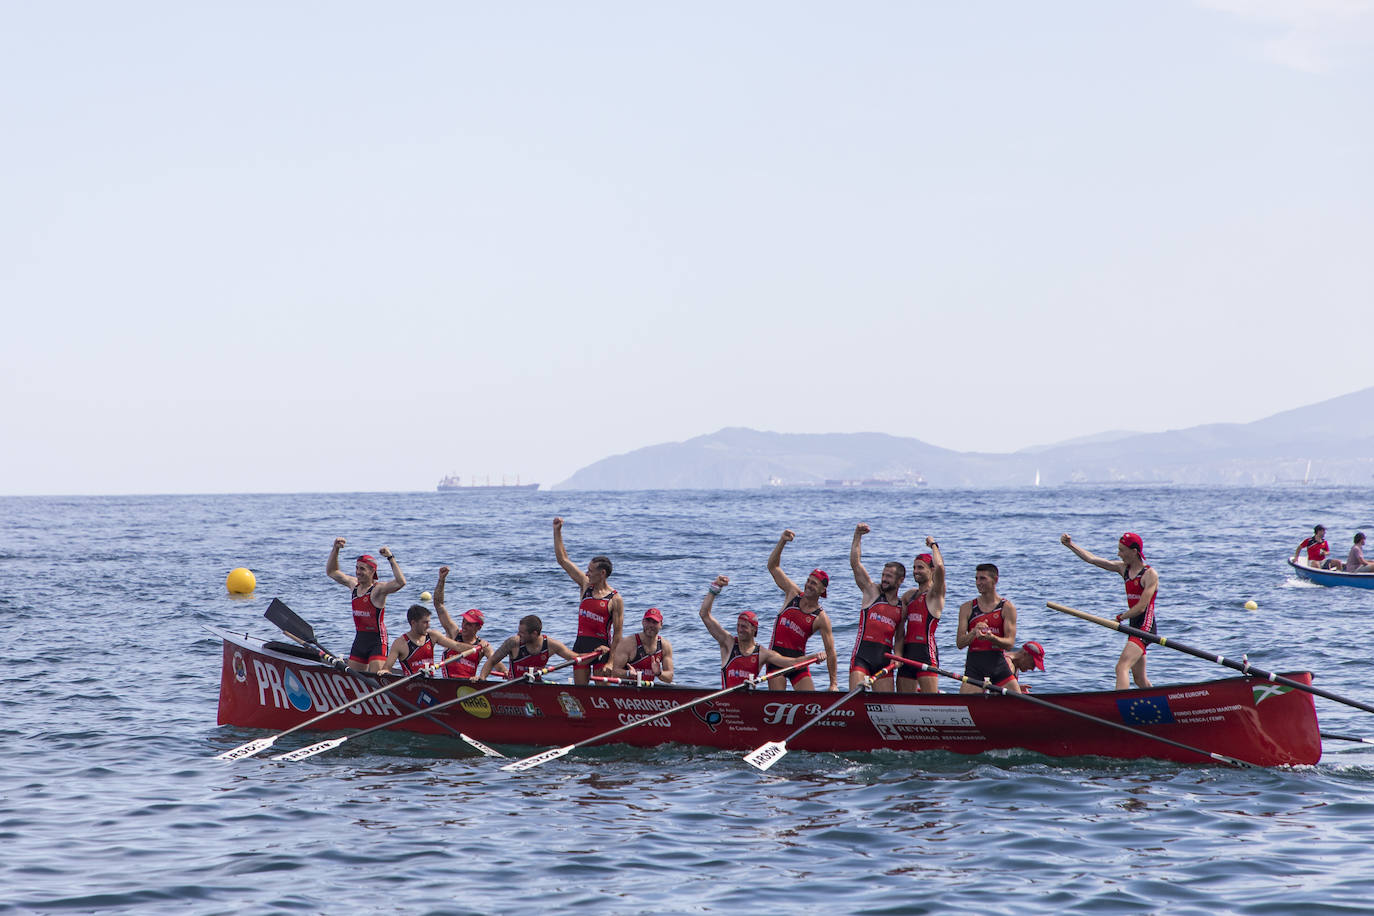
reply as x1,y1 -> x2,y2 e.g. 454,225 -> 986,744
326,521 -> 1161,694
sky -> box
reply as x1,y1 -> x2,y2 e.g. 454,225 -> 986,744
2,1 -> 1371,495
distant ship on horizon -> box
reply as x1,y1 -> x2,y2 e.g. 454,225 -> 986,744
437,473 -> 539,492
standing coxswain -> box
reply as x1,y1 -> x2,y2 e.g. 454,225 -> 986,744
327,537 -> 406,673
699,576 -> 792,688
553,516 -> 624,686
896,536 -> 945,695
847,524 -> 904,692
1061,532 -> 1158,689
764,529 -> 839,691
954,563 -> 1023,694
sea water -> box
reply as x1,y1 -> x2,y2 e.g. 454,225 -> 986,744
2,486 -> 1373,914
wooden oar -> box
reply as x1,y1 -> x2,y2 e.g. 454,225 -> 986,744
743,662 -> 897,771
272,650 -> 605,761
884,652 -> 1253,768
261,598 -> 497,751
216,644 -> 479,761
500,653 -> 823,772
1047,601 -> 1374,716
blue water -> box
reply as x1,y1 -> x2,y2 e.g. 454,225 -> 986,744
3,486 -> 1373,914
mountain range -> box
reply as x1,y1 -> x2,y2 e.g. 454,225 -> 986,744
554,388 -> 1374,489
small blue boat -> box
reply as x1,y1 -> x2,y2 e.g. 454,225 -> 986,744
1288,559 -> 1374,590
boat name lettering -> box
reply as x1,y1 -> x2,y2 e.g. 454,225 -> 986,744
253,660 -> 288,709
762,702 -> 855,726
617,713 -> 671,727
588,696 -> 611,709
613,697 -> 680,712
1173,690 -> 1209,699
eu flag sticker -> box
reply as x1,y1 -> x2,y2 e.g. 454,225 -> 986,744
1117,695 -> 1175,726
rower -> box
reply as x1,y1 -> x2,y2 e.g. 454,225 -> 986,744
699,576 -> 792,688
381,604 -> 470,675
431,565 -> 504,679
609,607 -> 675,684
1005,641 -> 1046,691
326,537 -> 407,673
848,524 -> 904,692
553,516 -> 624,686
1061,532 -> 1158,689
896,536 -> 946,695
954,563 -> 1023,694
479,614 -> 587,681
764,529 -> 839,691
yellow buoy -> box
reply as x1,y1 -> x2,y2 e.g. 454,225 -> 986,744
226,567 -> 257,595
1243,600 -> 1258,611
419,591 -> 432,602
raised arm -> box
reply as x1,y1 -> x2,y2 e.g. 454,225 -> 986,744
372,547 -> 406,596
850,524 -> 876,596
1060,534 -> 1124,574
699,575 -> 734,652
767,529 -> 801,594
927,536 -> 947,602
553,517 -> 590,589
327,537 -> 356,587
433,566 -> 458,637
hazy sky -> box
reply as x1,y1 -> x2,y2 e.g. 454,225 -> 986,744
3,2 -> 1371,495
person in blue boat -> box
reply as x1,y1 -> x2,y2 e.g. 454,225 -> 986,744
1293,525 -> 1340,570
1346,532 -> 1374,573
954,563 -> 1023,694
327,537 -> 407,673
553,516 -> 624,686
1060,532 -> 1157,689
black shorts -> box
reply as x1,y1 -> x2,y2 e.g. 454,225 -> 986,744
851,639 -> 891,677
897,642 -> 939,680
963,649 -> 1015,688
349,630 -> 386,664
767,646 -> 812,685
572,635 -> 608,668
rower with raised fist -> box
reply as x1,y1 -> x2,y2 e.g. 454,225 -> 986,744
764,529 -> 839,691
326,537 -> 407,673
553,517 -> 624,686
848,524 -> 904,692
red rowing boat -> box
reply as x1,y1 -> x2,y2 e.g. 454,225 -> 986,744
212,626 -> 1321,767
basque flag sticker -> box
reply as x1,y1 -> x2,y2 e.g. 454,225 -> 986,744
1116,695 -> 1175,726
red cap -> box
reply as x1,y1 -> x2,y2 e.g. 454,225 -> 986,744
461,608 -> 484,626
808,569 -> 829,596
737,611 -> 759,629
643,607 -> 663,624
914,553 -> 934,567
356,555 -> 378,572
1119,532 -> 1145,558
1024,641 -> 1045,671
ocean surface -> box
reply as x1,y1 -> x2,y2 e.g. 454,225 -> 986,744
3,485 -> 1374,915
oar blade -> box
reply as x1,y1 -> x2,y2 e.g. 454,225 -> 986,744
743,741 -> 788,771
272,738 -> 346,762
265,598 -> 317,645
216,736 -> 277,761
500,745 -> 573,772
461,733 -> 506,758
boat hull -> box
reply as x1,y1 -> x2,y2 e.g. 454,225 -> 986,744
213,627 -> 1321,766
1288,559 -> 1374,589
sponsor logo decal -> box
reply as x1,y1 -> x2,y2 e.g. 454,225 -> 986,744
692,702 -> 724,732
866,704 -> 978,740
558,692 -> 585,719
456,685 -> 492,719
232,651 -> 248,683
763,701 -> 855,726
281,668 -> 313,712
1116,695 -> 1175,726
1252,684 -> 1294,705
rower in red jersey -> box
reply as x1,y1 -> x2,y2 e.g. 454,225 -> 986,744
553,516 -> 624,686
764,529 -> 839,691
609,607 -> 675,684
326,537 -> 407,673
848,524 -> 905,692
431,566 -> 505,679
954,563 -> 1023,694
699,575 -> 793,689
478,614 -> 585,681
896,536 -> 946,695
1061,531 -> 1158,689
381,604 -> 469,675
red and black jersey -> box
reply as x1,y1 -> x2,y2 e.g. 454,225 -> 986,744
856,597 -> 901,648
351,585 -> 385,634
627,634 -> 663,681
966,598 -> 1006,652
770,595 -> 819,654
399,635 -> 433,675
577,587 -> 618,641
1123,566 -> 1158,634
510,638 -> 550,679
721,640 -> 761,688
902,592 -> 939,647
